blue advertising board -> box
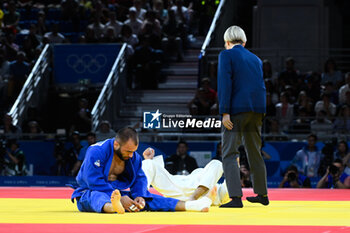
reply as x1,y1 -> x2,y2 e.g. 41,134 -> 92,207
53,44 -> 121,84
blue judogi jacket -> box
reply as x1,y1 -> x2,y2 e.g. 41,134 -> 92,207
71,138 -> 151,200
217,45 -> 266,115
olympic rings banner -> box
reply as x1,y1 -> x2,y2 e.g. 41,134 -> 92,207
53,44 -> 121,84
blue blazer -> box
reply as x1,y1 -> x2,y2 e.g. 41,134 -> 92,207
217,45 -> 266,115
71,138 -> 151,200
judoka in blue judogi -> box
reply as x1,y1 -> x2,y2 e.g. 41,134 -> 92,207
71,127 -> 211,213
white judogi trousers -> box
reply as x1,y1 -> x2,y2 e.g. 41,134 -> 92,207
142,156 -> 224,202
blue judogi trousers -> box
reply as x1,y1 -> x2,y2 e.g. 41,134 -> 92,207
76,190 -> 179,213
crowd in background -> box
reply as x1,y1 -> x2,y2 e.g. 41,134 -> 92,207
0,1 -> 349,188
191,57 -> 350,137
0,0 -> 217,135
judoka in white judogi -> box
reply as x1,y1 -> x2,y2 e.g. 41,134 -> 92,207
141,148 -> 230,206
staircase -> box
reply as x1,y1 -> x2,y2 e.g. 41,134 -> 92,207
113,41 -> 203,130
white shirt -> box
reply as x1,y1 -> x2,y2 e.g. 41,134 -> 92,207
314,101 -> 336,116
124,18 -> 143,35
44,32 -> 65,43
129,6 -> 146,20
339,84 -> 350,104
105,20 -> 123,36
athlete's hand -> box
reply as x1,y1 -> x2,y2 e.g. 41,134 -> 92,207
143,147 -> 155,160
120,195 -> 140,212
134,197 -> 146,210
222,114 -> 233,130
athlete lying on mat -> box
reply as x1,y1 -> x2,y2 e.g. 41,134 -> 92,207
71,127 -> 211,214
142,148 -> 230,206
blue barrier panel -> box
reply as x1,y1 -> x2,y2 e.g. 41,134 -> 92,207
3,140 -> 327,181
53,44 -> 121,84
20,140 -> 56,175
0,176 -> 77,187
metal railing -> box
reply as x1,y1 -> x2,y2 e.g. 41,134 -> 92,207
9,44 -> 51,126
91,43 -> 127,131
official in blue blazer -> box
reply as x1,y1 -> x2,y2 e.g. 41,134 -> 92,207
217,26 -> 269,208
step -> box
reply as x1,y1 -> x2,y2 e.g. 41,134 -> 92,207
161,67 -> 198,76
129,89 -> 196,95
126,91 -> 194,104
167,62 -> 198,67
158,80 -> 197,89
166,75 -> 198,82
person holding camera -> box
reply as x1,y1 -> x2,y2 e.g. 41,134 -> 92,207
316,159 -> 350,189
4,139 -> 26,176
279,165 -> 311,188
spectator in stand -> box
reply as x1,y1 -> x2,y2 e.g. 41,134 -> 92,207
84,27 -> 99,43
334,141 -> 349,162
311,110 -> 333,135
321,58 -> 343,88
289,107 -> 311,134
141,10 -> 162,38
334,141 -> 350,175
264,118 -> 288,141
318,143 -> 335,177
71,98 -> 91,134
61,0 -> 80,21
3,139 -> 26,176
87,14 -> 105,40
65,131 -> 83,176
262,60 -> 277,82
294,91 -> 314,117
95,120 -> 116,141
278,57 -> 299,89
266,93 -> 276,117
153,0 -> 168,24
305,72 -> 321,103
124,8 -> 143,35
275,92 -> 294,131
2,33 -> 20,61
162,8 -> 184,61
171,0 -> 190,26
36,12 -> 47,36
314,93 -> 337,118
3,1 -> 20,30
279,165 -> 311,188
333,105 -> 350,134
324,82 -> 338,105
7,52 -> 30,104
240,164 -> 252,188
316,159 -> 350,189
27,121 -> 43,134
212,142 -> 222,161
188,77 -> 218,115
264,79 -> 278,104
132,35 -> 162,89
101,26 -> 118,43
44,23 -> 66,43
23,24 -> 43,61
120,24 -> 139,48
339,72 -> 350,105
71,131 -> 96,176
292,134 -> 322,178
129,0 -> 147,20
0,113 -> 22,136
165,140 -> 198,175
105,11 -> 123,37
343,91 -> 350,107
0,54 -> 10,104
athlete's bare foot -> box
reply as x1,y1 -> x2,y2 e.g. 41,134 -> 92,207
111,190 -> 125,214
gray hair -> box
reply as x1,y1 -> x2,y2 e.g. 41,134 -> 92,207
223,26 -> 247,44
